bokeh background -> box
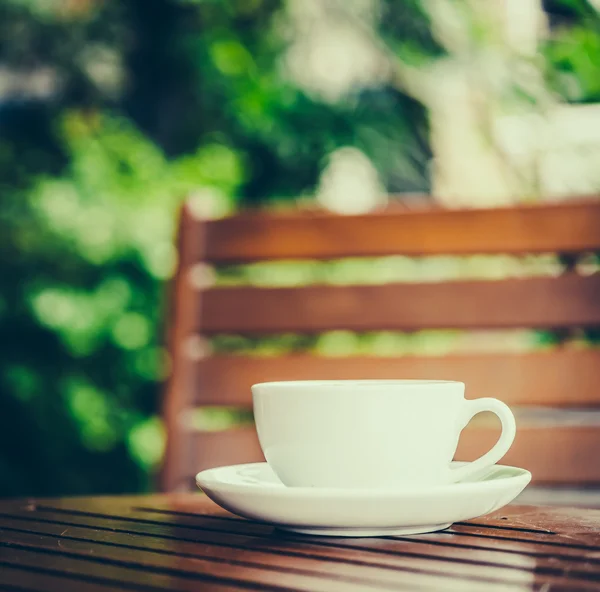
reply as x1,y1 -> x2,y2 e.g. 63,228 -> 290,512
2,0 -> 600,497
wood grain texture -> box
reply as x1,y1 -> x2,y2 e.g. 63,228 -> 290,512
198,274 -> 600,333
457,426 -> 600,484
0,517 -> 520,592
0,528 -> 390,592
191,425 -> 600,485
194,200 -> 600,263
133,499 -> 600,549
4,495 -> 600,591
0,509 -> 593,591
0,545 -> 179,592
47,494 -> 600,549
1,565 -> 139,592
121,495 -> 600,548
194,427 -> 264,473
160,206 -> 209,493
193,349 -> 600,407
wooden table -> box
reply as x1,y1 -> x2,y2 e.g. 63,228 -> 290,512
2,495 -> 600,591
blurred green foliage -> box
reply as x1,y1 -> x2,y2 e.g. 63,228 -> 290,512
1,0 -> 599,497
544,0 -> 600,102
0,0 -> 435,496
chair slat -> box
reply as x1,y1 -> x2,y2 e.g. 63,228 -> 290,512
194,428 -> 264,473
198,275 -> 600,333
193,349 -> 600,408
192,201 -> 600,263
192,425 -> 600,484
458,425 -> 600,484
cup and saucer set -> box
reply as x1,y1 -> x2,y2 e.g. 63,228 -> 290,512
196,380 -> 531,537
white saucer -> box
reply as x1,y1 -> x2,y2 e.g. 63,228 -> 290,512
196,462 -> 531,537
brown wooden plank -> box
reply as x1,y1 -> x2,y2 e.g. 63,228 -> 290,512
461,505 -> 600,537
193,349 -> 600,407
198,275 -> 600,333
118,496 -> 600,549
189,425 -> 600,485
7,503 -> 600,591
0,564 -> 140,592
59,501 -> 600,556
6,504 -> 600,590
130,502 -> 600,551
0,537 -> 350,592
0,517 -> 539,591
11,495 -> 600,556
160,208 -> 209,493
457,425 -> 600,485
132,504 -> 600,553
1,523 -> 512,592
0,546 -> 173,592
0,525 -> 543,592
193,200 -> 600,263
195,428 -> 264,473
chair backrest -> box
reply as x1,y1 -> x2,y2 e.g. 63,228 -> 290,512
161,199 -> 600,496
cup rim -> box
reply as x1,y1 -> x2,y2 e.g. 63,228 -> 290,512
252,379 -> 464,389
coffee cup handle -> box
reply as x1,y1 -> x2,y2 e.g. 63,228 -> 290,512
450,398 -> 516,483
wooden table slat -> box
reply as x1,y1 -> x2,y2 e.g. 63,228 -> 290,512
16,498 -> 600,552
0,534 -> 364,592
3,495 -> 600,591
0,504 -> 598,588
0,520 -> 539,592
1,528 -> 506,592
0,564 -> 142,592
0,513 -> 563,584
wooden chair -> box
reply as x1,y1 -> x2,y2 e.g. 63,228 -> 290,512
161,199 -> 600,503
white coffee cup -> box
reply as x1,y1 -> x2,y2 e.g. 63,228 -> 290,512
252,380 -> 516,489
